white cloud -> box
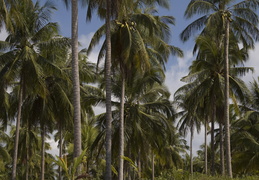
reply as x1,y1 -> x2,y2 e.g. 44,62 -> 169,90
165,50 -> 194,100
79,32 -> 95,49
241,43 -> 259,83
165,50 -> 205,155
46,137 -> 59,156
78,32 -> 104,65
0,27 -> 8,41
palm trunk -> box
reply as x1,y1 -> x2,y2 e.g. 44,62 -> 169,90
219,122 -> 225,176
11,78 -> 24,180
138,149 -> 141,179
41,125 -> 46,180
152,152 -> 155,180
190,128 -> 193,176
224,18 -> 232,178
105,0 -> 112,178
71,0 -> 82,165
204,119 -> 208,175
26,136 -> 29,180
118,70 -> 125,180
211,103 -> 215,176
59,124 -> 63,180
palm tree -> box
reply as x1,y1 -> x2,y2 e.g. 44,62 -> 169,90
86,1 -> 181,178
181,1 -> 259,177
177,31 -> 252,176
0,129 -> 11,178
60,0 -> 82,167
230,77 -> 259,174
104,0 -> 112,178
37,32 -> 72,180
71,0 -> 82,167
89,66 -> 176,179
174,93 -> 202,176
0,1 -> 59,178
88,5 -> 182,178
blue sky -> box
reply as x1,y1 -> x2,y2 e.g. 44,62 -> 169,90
1,0 -> 259,156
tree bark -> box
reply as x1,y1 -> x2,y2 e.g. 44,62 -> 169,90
41,126 -> 46,180
220,122 -> 225,176
210,103 -> 215,176
71,0 -> 82,161
224,17 -> 233,178
59,124 -> 63,180
138,149 -> 141,179
118,70 -> 125,180
190,128 -> 193,176
26,133 -> 29,180
11,77 -> 24,180
152,152 -> 155,180
204,119 -> 208,175
105,0 -> 112,178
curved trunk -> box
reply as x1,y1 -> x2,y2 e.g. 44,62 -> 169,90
11,78 -> 24,180
41,125 -> 46,180
204,119 -> 208,175
224,18 -> 232,178
105,0 -> 112,178
71,0 -> 82,164
118,70 -> 125,180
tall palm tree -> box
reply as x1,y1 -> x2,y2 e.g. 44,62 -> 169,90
105,0 -> 112,178
174,93 -> 202,176
88,5 -> 182,178
60,0 -> 82,167
0,1 -> 58,179
89,66 -> 176,179
71,0 -> 82,166
181,1 -> 259,177
177,31 -> 252,176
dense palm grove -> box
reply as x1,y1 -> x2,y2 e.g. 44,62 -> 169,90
1,0 -> 259,179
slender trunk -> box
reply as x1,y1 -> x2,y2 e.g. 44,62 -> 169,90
224,18 -> 232,178
126,144 -> 131,180
105,0 -> 112,178
152,152 -> 155,180
11,78 -> 24,180
118,70 -> 125,180
211,103 -> 215,176
138,150 -> 141,179
190,128 -> 193,176
41,126 -> 46,180
204,120 -> 208,175
219,122 -> 225,176
26,136 -> 29,180
72,0 -> 81,164
59,125 -> 63,180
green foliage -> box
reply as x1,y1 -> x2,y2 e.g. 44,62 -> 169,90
122,156 -> 139,173
53,149 -> 87,179
156,170 -> 259,180
156,169 -> 189,180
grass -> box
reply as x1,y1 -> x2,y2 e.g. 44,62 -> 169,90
156,170 -> 259,180
192,174 -> 259,180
